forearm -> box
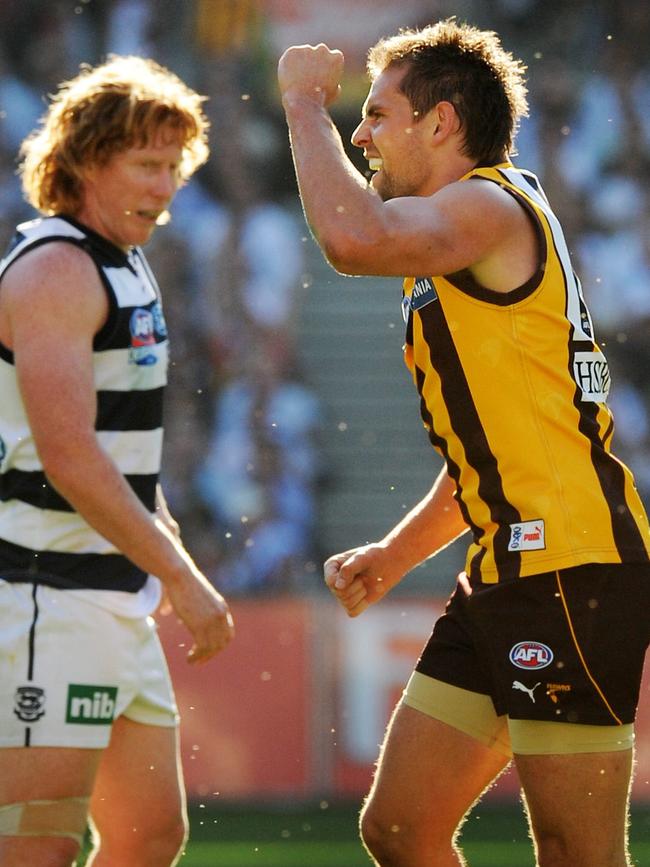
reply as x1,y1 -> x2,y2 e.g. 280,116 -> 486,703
44,440 -> 198,587
282,96 -> 383,266
379,467 -> 468,575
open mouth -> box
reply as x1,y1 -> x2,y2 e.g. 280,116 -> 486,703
132,209 -> 170,226
368,158 -> 383,172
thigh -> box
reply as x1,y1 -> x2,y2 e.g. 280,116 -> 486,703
515,748 -> 633,866
364,698 -> 510,842
89,717 -> 186,843
0,746 -> 101,865
404,672 -> 512,757
0,746 -> 101,802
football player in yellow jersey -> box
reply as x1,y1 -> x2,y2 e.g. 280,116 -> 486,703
279,18 -> 650,867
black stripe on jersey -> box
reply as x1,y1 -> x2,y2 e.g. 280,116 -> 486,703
542,205 -> 650,562
602,415 -> 615,450
27,582 -> 39,681
568,358 -> 649,560
23,583 -> 40,746
0,536 -> 147,591
520,171 -> 540,193
419,368 -> 489,581
415,364 -> 482,540
445,263 -> 541,306
416,300 -> 522,581
0,469 -> 158,512
96,387 -> 164,431
496,167 -> 548,205
61,215 -> 132,268
95,311 -> 168,352
592,443 -> 649,560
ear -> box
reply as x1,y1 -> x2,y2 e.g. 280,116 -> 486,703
430,100 -> 461,142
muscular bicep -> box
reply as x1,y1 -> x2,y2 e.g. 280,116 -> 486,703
329,179 -> 526,278
15,322 -> 97,457
3,243 -> 109,463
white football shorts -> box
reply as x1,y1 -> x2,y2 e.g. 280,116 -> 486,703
0,581 -> 178,749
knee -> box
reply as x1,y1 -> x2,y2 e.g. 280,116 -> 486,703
147,813 -> 188,864
360,804 -> 404,866
96,811 -> 187,866
360,801 -> 445,867
360,797 -> 465,867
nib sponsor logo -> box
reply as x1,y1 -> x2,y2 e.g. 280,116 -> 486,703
66,685 -> 117,725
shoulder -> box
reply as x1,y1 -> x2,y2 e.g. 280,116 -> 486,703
422,176 -> 535,251
2,241 -> 109,340
3,240 -> 104,298
432,175 -> 526,219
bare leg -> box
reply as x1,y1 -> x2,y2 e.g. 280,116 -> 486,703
516,749 -> 634,867
0,746 -> 101,867
87,717 -> 187,867
360,703 -> 510,866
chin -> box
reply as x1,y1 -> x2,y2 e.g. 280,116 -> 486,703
371,176 -> 390,202
378,186 -> 397,202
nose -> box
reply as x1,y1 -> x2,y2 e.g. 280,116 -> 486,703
351,117 -> 371,149
153,169 -> 178,201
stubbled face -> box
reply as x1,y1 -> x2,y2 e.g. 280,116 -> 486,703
76,126 -> 183,250
351,65 -> 439,201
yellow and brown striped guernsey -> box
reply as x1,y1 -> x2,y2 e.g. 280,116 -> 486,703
403,162 -> 650,585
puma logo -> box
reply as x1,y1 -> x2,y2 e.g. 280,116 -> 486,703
512,681 -> 541,703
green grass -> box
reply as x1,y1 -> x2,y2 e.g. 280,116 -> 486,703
77,801 -> 650,866
177,802 -> 650,866
179,840 -> 370,866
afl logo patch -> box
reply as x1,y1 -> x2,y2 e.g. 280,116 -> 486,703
509,641 -> 553,670
129,308 -> 158,366
129,308 -> 156,347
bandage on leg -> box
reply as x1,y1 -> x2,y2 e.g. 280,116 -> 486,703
0,796 -> 89,847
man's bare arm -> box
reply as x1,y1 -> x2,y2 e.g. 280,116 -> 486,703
325,467 -> 468,616
2,244 -> 233,662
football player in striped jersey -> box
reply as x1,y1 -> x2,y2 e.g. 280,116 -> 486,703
0,56 -> 233,867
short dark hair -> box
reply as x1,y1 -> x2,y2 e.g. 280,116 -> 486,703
367,18 -> 528,166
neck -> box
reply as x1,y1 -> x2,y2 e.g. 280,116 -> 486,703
423,151 -> 478,197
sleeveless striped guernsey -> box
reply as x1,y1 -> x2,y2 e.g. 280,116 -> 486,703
0,215 -> 168,592
402,163 -> 650,585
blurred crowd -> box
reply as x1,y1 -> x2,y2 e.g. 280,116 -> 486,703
1,0 -> 649,594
